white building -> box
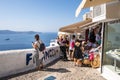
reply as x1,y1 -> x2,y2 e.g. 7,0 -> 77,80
60,0 -> 120,80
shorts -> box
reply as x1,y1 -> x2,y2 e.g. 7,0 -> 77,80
69,50 -> 73,53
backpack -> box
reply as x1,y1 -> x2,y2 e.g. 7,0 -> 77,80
38,42 -> 45,51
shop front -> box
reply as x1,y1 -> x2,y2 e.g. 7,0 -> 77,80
101,19 -> 120,79
59,18 -> 120,79
76,19 -> 120,80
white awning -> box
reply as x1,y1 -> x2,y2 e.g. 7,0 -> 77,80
75,0 -> 116,17
59,19 -> 92,33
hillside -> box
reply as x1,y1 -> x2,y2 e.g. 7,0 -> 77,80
0,30 -> 41,34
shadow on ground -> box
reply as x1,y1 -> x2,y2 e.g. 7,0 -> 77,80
43,68 -> 71,73
0,69 -> 38,80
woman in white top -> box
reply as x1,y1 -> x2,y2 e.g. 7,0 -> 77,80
69,35 -> 75,60
32,34 -> 43,70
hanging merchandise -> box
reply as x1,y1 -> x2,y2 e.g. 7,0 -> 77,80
89,28 -> 96,43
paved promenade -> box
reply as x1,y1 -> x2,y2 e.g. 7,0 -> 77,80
2,60 -> 106,80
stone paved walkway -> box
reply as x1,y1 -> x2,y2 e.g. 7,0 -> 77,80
2,60 -> 106,80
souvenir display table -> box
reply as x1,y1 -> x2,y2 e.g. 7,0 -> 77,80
106,49 -> 120,71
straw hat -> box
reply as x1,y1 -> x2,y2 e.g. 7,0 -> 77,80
91,54 -> 100,68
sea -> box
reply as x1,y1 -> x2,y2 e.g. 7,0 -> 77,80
0,32 -> 57,51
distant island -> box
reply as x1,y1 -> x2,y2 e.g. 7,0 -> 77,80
0,30 -> 41,34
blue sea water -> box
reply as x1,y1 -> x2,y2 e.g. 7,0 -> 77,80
0,32 -> 57,51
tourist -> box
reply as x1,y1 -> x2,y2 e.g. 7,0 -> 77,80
32,34 -> 44,70
65,37 -> 69,56
73,39 -> 83,67
57,35 -> 63,45
69,35 -> 75,60
60,37 -> 68,60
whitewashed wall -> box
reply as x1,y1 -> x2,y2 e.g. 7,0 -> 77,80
0,46 -> 60,78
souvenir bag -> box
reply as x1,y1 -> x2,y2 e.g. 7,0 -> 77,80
89,53 -> 94,61
91,54 -> 100,68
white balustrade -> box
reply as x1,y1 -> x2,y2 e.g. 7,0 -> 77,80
0,46 -> 60,78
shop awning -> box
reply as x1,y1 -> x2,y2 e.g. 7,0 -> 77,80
79,18 -> 120,31
73,18 -> 120,32
75,0 -> 116,17
59,19 -> 92,33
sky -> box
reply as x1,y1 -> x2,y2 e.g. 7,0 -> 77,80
0,0 -> 89,32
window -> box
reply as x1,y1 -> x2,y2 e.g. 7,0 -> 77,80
103,21 -> 120,75
93,5 -> 105,18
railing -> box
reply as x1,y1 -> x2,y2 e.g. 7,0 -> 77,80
50,39 -> 59,46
